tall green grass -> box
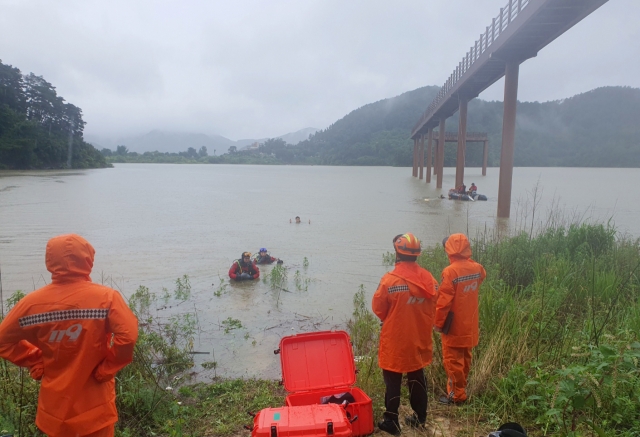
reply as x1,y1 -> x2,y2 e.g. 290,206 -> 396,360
0,291 -> 42,437
0,278 -> 285,437
349,220 -> 640,436
1,219 -> 639,436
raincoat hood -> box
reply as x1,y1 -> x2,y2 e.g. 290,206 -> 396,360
45,234 -> 95,283
390,262 -> 437,298
444,233 -> 472,261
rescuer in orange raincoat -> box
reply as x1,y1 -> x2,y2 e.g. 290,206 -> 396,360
434,233 -> 486,405
372,233 -> 438,435
0,234 -> 139,437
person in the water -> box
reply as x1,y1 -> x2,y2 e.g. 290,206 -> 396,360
290,216 -> 311,224
229,252 -> 260,281
254,248 -> 283,265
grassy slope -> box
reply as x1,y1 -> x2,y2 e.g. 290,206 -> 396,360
2,216 -> 639,437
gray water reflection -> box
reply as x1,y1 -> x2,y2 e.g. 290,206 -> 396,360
0,164 -> 637,378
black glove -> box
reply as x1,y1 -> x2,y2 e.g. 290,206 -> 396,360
277,259 -> 284,264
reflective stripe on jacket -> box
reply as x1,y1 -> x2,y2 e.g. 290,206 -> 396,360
372,262 -> 438,373
435,233 -> 486,348
0,234 -> 138,436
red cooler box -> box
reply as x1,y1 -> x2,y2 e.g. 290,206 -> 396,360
251,404 -> 352,437
276,331 -> 374,436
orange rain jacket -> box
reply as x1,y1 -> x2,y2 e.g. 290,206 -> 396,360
0,234 -> 138,437
435,234 -> 486,348
372,261 -> 438,373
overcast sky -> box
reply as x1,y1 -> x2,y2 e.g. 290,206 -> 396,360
1,0 -> 638,140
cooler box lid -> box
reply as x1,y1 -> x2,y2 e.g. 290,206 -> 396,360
279,330 -> 356,393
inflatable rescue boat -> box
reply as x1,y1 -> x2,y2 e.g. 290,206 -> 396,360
448,190 -> 487,201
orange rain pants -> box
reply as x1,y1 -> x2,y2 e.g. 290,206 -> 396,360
48,423 -> 115,437
442,345 -> 472,402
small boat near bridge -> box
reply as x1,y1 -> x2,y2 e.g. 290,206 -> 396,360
448,189 -> 487,201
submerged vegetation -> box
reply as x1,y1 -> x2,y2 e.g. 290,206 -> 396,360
1,220 -> 639,436
0,278 -> 284,437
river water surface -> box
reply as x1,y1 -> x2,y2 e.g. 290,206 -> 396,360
1,164 -> 638,378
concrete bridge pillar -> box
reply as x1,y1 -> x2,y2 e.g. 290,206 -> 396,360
412,138 -> 417,177
426,128 -> 433,183
497,61 -> 519,218
437,118 -> 446,189
482,140 -> 488,176
456,98 -> 468,188
433,140 -> 438,176
419,134 -> 424,179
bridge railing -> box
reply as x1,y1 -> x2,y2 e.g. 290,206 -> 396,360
413,0 -> 530,134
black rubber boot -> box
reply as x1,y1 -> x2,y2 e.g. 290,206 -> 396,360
378,419 -> 401,436
438,395 -> 466,405
404,413 -> 425,428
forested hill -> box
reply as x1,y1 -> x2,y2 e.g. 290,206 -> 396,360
295,86 -> 440,166
0,60 -> 108,169
511,87 -> 640,167
292,85 -> 640,167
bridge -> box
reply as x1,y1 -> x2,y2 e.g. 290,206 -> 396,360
413,132 -> 489,182
410,0 -> 609,217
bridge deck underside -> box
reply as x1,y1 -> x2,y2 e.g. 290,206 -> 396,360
412,0 -> 608,138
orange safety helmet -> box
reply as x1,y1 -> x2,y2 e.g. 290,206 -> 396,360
393,233 -> 422,256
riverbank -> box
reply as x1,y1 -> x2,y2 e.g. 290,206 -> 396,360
1,219 -> 639,437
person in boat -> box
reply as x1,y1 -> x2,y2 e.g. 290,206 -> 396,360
254,248 -> 283,265
372,233 -> 438,434
0,234 -> 138,437
434,234 -> 486,405
469,183 -> 478,194
229,252 -> 260,281
456,184 -> 466,194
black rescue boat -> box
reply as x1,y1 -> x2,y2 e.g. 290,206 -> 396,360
448,190 -> 487,201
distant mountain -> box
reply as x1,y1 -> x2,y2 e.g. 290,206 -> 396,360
97,130 -> 235,154
282,85 -> 640,167
293,86 -> 442,166
89,127 -> 320,154
452,86 -> 640,167
278,127 -> 319,145
237,127 -> 319,150
100,86 -> 640,167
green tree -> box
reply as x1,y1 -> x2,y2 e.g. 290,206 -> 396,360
0,59 -> 108,169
